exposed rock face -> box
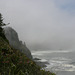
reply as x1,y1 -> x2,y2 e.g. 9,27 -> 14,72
4,27 -> 32,59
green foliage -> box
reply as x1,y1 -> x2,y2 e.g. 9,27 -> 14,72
0,13 -> 9,43
0,37 -> 56,75
0,13 -> 6,27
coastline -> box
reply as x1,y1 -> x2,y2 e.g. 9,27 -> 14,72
33,57 -> 50,67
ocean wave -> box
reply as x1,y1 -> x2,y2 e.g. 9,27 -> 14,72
32,50 -> 75,72
46,57 -> 75,72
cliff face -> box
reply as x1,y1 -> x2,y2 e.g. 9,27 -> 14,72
4,27 -> 32,59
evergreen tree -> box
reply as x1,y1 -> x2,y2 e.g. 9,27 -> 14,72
0,13 -> 8,41
0,13 -> 6,32
0,13 -> 6,27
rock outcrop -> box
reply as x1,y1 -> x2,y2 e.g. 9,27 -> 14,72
4,27 -> 32,59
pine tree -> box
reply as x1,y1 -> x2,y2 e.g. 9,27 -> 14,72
0,13 -> 8,41
0,13 -> 6,27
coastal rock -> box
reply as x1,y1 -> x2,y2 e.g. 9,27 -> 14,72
34,58 -> 49,67
4,27 -> 32,59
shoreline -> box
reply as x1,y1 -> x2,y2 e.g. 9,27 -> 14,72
33,57 -> 50,67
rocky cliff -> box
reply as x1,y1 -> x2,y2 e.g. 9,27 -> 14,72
4,27 -> 32,59
0,34 -> 55,75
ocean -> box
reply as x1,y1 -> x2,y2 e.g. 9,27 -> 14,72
31,50 -> 75,75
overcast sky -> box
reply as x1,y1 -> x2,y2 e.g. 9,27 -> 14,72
0,0 -> 75,50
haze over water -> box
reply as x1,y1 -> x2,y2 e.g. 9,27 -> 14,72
32,50 -> 75,75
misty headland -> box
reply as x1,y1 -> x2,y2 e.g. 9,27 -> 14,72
0,13 -> 55,75
0,0 -> 75,51
0,0 -> 75,75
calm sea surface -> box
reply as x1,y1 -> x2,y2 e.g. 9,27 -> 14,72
31,50 -> 75,75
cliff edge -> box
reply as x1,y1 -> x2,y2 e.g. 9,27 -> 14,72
4,27 -> 32,59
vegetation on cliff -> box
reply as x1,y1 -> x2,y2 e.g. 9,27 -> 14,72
0,13 -> 55,75
0,36 -> 55,75
0,13 -> 7,41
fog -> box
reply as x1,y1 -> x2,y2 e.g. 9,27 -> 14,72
0,0 -> 75,50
